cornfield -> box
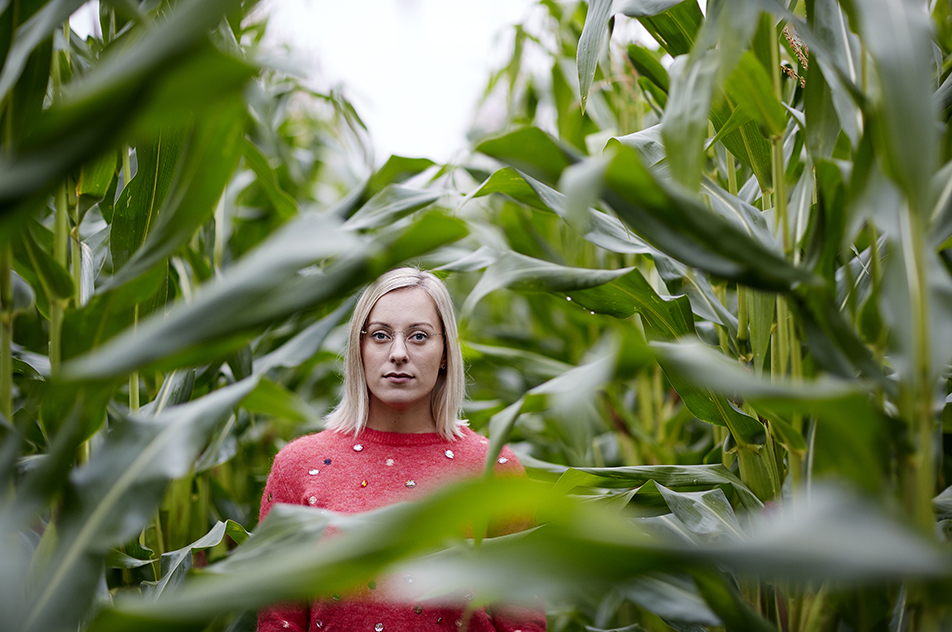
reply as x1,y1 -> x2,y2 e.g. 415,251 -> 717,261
2,0 -> 952,631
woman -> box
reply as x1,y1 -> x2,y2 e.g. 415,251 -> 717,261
258,267 -> 545,632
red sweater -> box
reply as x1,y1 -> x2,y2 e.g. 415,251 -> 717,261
258,426 -> 546,632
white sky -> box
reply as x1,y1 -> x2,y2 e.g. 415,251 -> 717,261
71,1 -> 534,166
260,0 -> 534,165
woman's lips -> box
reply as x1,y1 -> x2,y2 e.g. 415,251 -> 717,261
385,373 -> 412,383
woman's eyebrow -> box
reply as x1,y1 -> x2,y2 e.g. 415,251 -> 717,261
365,321 -> 437,330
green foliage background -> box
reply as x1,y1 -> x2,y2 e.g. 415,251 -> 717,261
2,0 -> 952,631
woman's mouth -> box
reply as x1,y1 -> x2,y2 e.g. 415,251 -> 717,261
385,373 -> 412,383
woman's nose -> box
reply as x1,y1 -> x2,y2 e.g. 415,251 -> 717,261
389,338 -> 409,363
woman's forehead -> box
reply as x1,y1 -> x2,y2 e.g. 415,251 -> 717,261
367,287 -> 439,324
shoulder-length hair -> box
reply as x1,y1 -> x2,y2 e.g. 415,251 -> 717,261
324,267 -> 467,440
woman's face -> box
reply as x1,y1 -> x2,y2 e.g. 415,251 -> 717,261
361,287 -> 445,415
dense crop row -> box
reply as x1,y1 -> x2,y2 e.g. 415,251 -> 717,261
1,1 -> 951,631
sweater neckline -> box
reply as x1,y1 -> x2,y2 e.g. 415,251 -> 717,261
354,426 -> 457,446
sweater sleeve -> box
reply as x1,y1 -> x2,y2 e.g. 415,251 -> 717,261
257,445 -> 310,632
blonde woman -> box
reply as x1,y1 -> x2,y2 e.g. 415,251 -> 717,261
258,267 -> 545,632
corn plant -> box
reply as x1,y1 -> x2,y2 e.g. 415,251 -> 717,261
3,1 -> 952,632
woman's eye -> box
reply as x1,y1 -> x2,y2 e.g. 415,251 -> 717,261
371,331 -> 391,342
409,332 -> 428,343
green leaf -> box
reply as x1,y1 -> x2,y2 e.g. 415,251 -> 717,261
366,155 -> 436,197
0,0 -> 249,212
655,483 -> 744,539
691,569 -> 777,632
23,378 -> 259,632
102,103 -> 244,291
474,167 -> 657,257
111,128 -> 186,272
662,51 -> 719,191
652,339 -> 889,492
806,0 -> 863,146
241,377 -> 316,424
623,573 -> 722,626
553,462 -> 762,512
62,211 -> 464,381
577,0 -> 613,114
803,61 -> 842,161
602,141 -> 813,291
851,0 -> 936,214
615,125 -> 667,167
660,365 -> 766,448
475,127 -> 580,185
18,219 -> 74,301
627,44 -> 669,92
621,0 -> 704,57
464,341 -> 574,380
240,138 -> 299,221
461,250 -> 632,315
471,167 -> 550,212
142,520 -> 250,600
342,185 -> 441,231
0,0 -> 86,105
253,301 -> 353,375
76,151 -> 117,201
567,268 -> 695,338
140,369 -> 196,416
710,91 -> 774,190
10,269 -> 35,313
724,51 -> 787,139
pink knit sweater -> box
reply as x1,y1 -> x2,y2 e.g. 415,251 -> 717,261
257,426 -> 546,632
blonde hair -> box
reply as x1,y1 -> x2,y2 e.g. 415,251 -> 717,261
324,267 -> 467,440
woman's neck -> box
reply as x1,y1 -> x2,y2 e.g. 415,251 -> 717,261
366,396 -> 438,434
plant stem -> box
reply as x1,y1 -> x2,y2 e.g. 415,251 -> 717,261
122,144 -> 132,191
1,245 -> 12,425
49,184 -> 69,376
769,19 -> 791,254
900,206 -> 936,532
130,304 -> 139,413
726,151 -> 750,346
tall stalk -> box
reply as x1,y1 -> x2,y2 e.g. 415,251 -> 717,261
900,206 -> 936,533
49,184 -> 68,376
1,245 -> 12,425
1,78 -> 13,424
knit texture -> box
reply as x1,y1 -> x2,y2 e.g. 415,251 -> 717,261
257,426 -> 546,632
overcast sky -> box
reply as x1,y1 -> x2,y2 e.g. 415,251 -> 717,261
70,0 -> 534,165
258,0 -> 534,165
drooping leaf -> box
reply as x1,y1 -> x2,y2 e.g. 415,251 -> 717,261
102,103 -> 245,291
567,268 -> 695,338
475,127 -> 580,185
111,128 -> 186,272
851,0 -> 936,214
0,0 -> 86,105
17,219 -> 74,302
724,51 -> 787,139
462,250 -> 631,315
62,212 -> 465,381
577,0 -> 613,114
22,378 -> 258,632
342,185 -> 441,231
662,51 -> 719,191
142,520 -> 250,600
241,377 -> 316,424
601,141 -> 814,291
0,0 -> 250,213
627,44 -> 670,92
240,137 -> 299,221
622,0 -> 704,57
